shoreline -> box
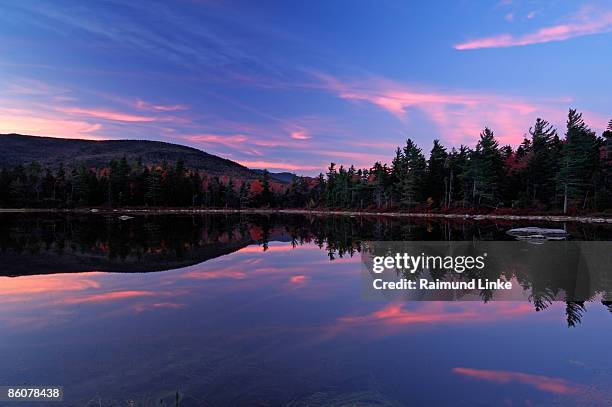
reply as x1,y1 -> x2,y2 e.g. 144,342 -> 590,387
1,207 -> 611,224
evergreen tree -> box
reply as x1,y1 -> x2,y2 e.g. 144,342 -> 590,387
601,119 -> 612,208
145,168 -> 163,206
426,140 -> 448,207
467,128 -> 504,207
239,180 -> 251,208
557,109 -> 599,212
260,169 -> 272,207
525,118 -> 558,206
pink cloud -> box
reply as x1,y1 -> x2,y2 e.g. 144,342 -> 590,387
185,129 -> 303,150
57,106 -> 157,122
456,9 -> 612,50
290,130 -> 311,140
186,133 -> 250,146
453,367 -> 581,394
237,160 -> 322,171
0,107 -> 104,140
316,73 -> 576,145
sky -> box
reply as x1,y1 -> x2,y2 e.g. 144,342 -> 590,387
0,0 -> 611,175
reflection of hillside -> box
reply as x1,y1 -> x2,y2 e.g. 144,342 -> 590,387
0,214 -> 302,276
0,240 -> 253,276
0,214 -> 253,276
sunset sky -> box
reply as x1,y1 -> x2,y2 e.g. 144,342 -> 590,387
1,0 -> 611,174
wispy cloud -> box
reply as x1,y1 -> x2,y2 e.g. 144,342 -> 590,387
185,133 -> 250,146
57,107 -> 157,122
135,99 -> 189,112
456,7 -> 612,50
7,2 -> 282,74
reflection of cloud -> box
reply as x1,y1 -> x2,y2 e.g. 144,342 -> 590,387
289,275 -> 308,285
339,302 -> 533,327
182,269 -> 247,280
131,302 -> 185,313
58,290 -> 155,305
237,245 -> 302,254
453,367 -> 580,394
0,275 -> 101,301
455,8 -> 612,50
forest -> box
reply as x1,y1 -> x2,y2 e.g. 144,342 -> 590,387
1,109 -> 611,214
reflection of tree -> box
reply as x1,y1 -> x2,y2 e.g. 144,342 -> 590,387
566,301 -> 586,328
530,288 -> 557,312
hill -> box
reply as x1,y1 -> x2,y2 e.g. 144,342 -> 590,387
252,169 -> 297,183
0,133 -> 264,180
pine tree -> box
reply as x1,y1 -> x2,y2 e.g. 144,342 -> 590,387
525,118 -> 558,206
448,146 -> 470,207
467,128 -> 504,207
599,119 -> 612,208
426,140 -> 448,207
398,139 -> 426,208
371,162 -> 390,208
145,168 -> 162,206
557,109 -> 599,212
239,181 -> 250,208
260,169 -> 272,207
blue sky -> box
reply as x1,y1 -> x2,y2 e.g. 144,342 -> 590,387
1,0 -> 611,174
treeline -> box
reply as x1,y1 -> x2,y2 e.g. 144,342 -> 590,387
303,109 -> 612,214
1,109 -> 611,213
0,156 -> 276,208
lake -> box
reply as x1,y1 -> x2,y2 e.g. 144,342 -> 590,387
1,213 -> 612,406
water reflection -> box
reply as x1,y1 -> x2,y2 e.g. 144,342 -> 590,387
1,214 -> 612,406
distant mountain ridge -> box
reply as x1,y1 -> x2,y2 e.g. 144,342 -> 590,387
252,169 -> 297,183
0,133 -> 270,180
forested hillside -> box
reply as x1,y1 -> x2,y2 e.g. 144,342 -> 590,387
0,133 -> 258,179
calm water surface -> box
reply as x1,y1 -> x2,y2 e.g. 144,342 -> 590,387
1,214 -> 611,406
